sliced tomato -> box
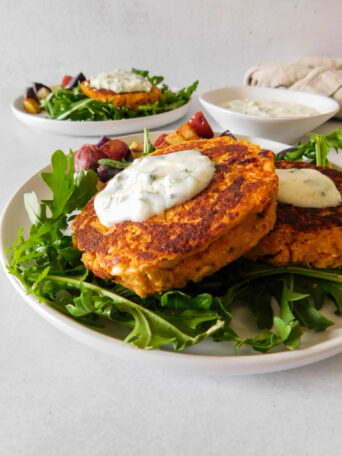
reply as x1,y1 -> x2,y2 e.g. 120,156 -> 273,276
62,75 -> 73,88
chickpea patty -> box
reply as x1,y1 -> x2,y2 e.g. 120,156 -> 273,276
80,81 -> 162,110
246,161 -> 342,269
72,137 -> 278,298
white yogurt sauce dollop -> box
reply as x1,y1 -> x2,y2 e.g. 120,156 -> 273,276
221,99 -> 319,118
94,150 -> 215,227
276,168 -> 341,208
89,69 -> 152,93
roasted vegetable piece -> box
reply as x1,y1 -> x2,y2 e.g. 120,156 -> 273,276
97,135 -> 111,148
220,129 -> 237,140
155,112 -> 213,149
153,133 -> 168,148
156,122 -> 199,149
129,142 -> 144,159
24,87 -> 39,102
176,122 -> 199,140
188,111 -> 214,138
97,164 -> 123,183
32,82 -> 51,100
74,144 -> 107,172
61,75 -> 73,88
65,72 -> 86,89
100,139 -> 129,161
23,98 -> 41,114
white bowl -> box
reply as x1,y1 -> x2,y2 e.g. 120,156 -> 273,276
199,86 -> 339,144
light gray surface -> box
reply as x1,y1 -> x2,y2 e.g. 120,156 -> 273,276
2,0 -> 342,453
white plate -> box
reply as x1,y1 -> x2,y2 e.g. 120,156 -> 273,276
2,132 -> 342,375
11,95 -> 191,137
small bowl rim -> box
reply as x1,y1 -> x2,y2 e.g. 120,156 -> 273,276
199,86 -> 340,121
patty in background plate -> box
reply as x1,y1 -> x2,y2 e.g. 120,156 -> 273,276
72,136 -> 278,297
80,81 -> 162,110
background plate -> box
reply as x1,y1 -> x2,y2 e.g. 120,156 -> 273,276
11,95 -> 191,137
2,132 -> 342,375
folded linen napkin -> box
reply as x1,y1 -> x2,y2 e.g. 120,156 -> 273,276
244,57 -> 342,119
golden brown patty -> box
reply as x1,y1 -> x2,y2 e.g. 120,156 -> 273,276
246,161 -> 342,268
72,137 -> 278,297
80,81 -> 162,109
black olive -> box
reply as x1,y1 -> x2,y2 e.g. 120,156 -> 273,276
220,130 -> 237,140
97,165 -> 123,183
276,147 -> 297,158
24,87 -> 39,102
65,73 -> 86,89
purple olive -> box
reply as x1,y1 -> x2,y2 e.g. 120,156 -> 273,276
97,136 -> 111,148
24,87 -> 38,102
97,165 -> 123,183
220,130 -> 237,140
32,82 -> 51,100
66,72 -> 86,89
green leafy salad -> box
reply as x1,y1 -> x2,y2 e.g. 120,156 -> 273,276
6,130 -> 342,353
40,69 -> 198,121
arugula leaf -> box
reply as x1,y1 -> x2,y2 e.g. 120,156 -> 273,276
272,279 -> 304,349
160,290 -> 213,310
241,284 -> 273,329
213,323 -> 280,354
131,68 -> 164,86
24,192 -> 42,225
49,275 -> 224,350
292,299 -> 333,331
319,281 -> 342,314
41,150 -> 97,218
276,128 -> 342,166
8,150 -> 98,279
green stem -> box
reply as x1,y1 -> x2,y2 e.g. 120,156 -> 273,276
239,264 -> 342,284
57,98 -> 94,120
142,128 -> 154,156
46,274 -> 135,307
98,159 -> 129,169
315,136 -> 322,166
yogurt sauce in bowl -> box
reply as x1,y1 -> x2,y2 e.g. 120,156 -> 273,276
221,98 -> 319,118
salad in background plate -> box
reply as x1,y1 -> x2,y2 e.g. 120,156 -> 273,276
22,68 -> 198,121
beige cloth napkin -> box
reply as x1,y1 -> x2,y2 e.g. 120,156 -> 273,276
244,57 -> 342,119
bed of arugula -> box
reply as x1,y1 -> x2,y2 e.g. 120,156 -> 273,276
6,129 -> 342,353
40,69 -> 198,121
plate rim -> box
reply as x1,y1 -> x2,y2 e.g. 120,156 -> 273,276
2,132 -> 342,374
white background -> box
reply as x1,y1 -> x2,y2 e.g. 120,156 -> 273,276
2,1 -> 342,455
2,0 -> 342,90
